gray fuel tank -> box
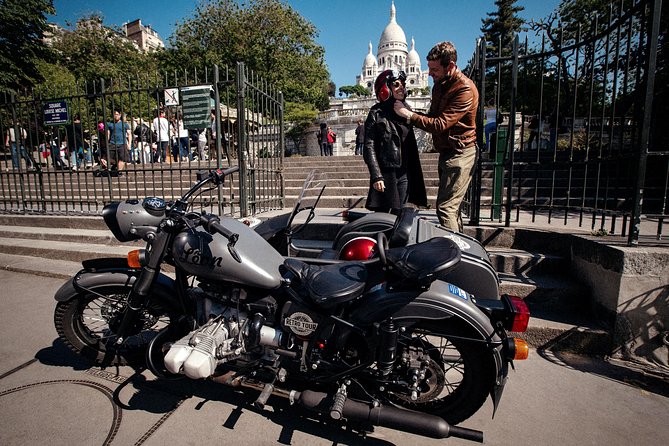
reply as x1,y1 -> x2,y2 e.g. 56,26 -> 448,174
172,217 -> 284,289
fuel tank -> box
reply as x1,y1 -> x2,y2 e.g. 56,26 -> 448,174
172,216 -> 284,289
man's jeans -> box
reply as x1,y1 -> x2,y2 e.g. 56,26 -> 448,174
436,147 -> 477,232
10,143 -> 32,169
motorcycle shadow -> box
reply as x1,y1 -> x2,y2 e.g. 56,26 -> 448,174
117,374 -> 397,445
35,339 -> 98,371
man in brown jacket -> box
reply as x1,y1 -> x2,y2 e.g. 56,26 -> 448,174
394,41 -> 479,232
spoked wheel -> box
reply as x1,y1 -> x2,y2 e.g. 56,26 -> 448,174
54,285 -> 173,367
387,323 -> 496,425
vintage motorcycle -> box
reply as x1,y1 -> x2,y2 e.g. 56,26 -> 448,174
54,166 -> 530,443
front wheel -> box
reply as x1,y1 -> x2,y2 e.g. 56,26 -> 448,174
388,321 -> 496,425
54,285 -> 173,367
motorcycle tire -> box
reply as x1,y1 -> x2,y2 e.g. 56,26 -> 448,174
54,284 -> 173,367
389,321 -> 496,425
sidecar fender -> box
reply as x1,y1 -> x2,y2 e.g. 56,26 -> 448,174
54,262 -> 181,315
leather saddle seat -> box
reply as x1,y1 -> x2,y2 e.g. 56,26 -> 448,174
385,237 -> 461,287
283,259 -> 367,309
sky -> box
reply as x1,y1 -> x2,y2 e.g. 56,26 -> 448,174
48,0 -> 561,90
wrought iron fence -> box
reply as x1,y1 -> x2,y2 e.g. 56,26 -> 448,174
468,0 -> 666,245
0,63 -> 284,218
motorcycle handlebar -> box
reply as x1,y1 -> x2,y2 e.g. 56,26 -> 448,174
199,213 -> 242,263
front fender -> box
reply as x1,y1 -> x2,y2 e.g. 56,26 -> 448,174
55,266 -> 181,315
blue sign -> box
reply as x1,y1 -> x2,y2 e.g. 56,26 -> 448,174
43,100 -> 69,126
448,284 -> 468,300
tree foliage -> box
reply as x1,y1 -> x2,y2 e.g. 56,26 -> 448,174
338,85 -> 371,97
0,0 -> 55,93
480,0 -> 526,57
168,0 -> 330,110
51,14 -> 152,87
285,101 -> 318,154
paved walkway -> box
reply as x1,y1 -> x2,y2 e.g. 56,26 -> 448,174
1,270 -> 668,445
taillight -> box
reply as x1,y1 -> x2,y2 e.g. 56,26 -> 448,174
127,249 -> 147,268
507,295 -> 530,333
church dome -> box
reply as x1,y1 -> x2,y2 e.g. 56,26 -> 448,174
407,38 -> 420,65
379,2 -> 406,48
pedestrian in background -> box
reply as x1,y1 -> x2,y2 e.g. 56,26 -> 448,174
363,69 -> 427,213
106,109 -> 131,171
354,119 -> 364,155
395,41 -> 479,232
5,120 -> 32,170
326,126 -> 336,156
152,109 -> 171,163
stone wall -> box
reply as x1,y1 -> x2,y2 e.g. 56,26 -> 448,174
571,238 -> 669,369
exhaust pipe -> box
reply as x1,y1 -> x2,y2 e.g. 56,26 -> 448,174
296,390 -> 484,443
227,377 -> 483,443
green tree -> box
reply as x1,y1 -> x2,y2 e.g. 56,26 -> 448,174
0,0 -> 55,93
338,85 -> 371,97
52,14 -> 151,87
169,0 -> 330,110
285,101 -> 318,155
480,0 -> 525,58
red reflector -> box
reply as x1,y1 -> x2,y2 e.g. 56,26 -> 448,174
341,209 -> 349,220
510,296 -> 530,332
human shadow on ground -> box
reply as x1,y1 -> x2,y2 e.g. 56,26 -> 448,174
537,334 -> 669,398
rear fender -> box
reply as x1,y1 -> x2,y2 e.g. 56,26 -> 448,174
55,266 -> 181,315
351,280 -> 508,412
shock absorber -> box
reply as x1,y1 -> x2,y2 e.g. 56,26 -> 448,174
377,318 -> 399,376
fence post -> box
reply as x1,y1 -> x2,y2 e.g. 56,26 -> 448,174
236,62 -> 249,217
471,38 -> 485,226
278,90 -> 286,209
505,35 -> 519,227
629,0 -> 661,246
213,65 -> 225,215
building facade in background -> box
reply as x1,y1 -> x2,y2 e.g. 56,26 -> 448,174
356,1 -> 429,93
123,19 -> 165,52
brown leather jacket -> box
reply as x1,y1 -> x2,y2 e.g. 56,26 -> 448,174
410,70 -> 479,154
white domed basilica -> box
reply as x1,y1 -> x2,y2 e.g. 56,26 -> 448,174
356,1 -> 429,93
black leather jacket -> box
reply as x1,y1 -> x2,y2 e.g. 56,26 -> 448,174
363,103 -> 403,182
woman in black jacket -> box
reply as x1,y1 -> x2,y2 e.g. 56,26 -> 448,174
363,69 -> 427,212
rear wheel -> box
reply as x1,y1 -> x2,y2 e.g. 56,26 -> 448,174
388,322 -> 496,425
54,285 -> 172,367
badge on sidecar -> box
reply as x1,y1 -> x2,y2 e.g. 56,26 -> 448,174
448,284 -> 468,300
441,234 -> 471,251
284,312 -> 318,336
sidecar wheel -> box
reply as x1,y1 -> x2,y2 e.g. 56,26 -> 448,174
389,321 -> 496,425
54,285 -> 172,367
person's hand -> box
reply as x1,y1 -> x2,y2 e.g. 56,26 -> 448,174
393,101 -> 412,119
373,180 -> 385,192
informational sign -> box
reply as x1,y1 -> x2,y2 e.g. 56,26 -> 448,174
164,88 -> 179,106
43,100 -> 69,126
181,86 -> 213,129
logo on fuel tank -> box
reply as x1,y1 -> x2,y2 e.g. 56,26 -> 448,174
284,312 -> 318,336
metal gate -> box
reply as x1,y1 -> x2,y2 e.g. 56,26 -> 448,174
0,63 -> 284,218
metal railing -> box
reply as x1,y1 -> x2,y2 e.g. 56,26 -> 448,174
0,63 -> 284,218
469,0 -> 666,244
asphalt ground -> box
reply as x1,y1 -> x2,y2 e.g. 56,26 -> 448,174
1,269 -> 668,446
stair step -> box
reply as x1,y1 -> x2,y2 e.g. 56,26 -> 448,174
0,236 -> 136,263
